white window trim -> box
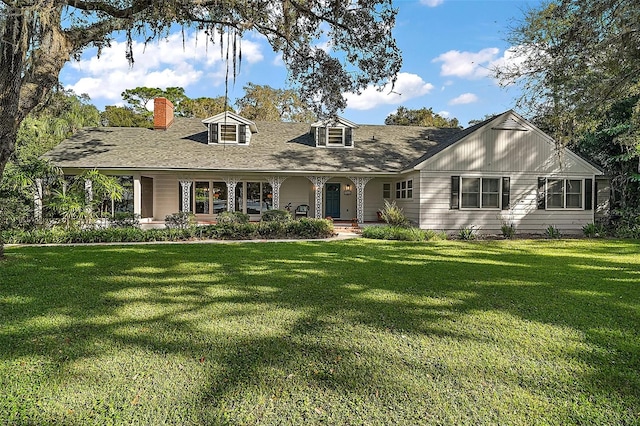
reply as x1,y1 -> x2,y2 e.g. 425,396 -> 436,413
459,176 -> 501,210
326,127 -> 345,146
545,178 -> 584,210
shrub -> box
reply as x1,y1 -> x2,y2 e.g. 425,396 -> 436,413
217,211 -> 250,224
544,225 -> 562,239
458,226 -> 477,240
260,209 -> 291,223
582,223 -> 606,238
362,225 -> 447,241
110,212 -> 140,228
165,212 -> 195,229
287,218 -> 334,239
501,222 -> 517,239
379,200 -> 410,228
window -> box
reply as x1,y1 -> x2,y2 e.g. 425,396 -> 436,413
543,178 -> 583,209
395,179 -> 413,199
461,178 -> 480,208
194,181 -> 210,214
314,126 -> 353,147
327,127 -> 344,145
451,176 -> 506,209
382,183 -> 391,199
212,182 -> 227,213
220,124 -> 237,143
208,123 -> 248,144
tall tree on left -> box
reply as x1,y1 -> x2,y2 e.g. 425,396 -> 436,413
0,0 -> 402,256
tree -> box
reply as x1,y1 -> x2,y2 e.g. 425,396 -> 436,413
122,86 -> 190,117
236,83 -> 316,122
495,0 -> 640,143
180,97 -> 234,119
384,106 -> 460,128
0,1 -> 400,256
101,106 -> 153,128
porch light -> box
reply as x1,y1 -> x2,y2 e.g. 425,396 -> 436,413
345,184 -> 351,191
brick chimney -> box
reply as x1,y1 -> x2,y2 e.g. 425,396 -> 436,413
154,97 -> 174,130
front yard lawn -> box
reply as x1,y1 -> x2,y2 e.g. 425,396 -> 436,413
1,239 -> 639,424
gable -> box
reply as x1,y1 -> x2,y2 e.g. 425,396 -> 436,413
416,111 -> 603,175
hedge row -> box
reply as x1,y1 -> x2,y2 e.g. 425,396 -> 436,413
361,225 -> 447,242
1,218 -> 334,244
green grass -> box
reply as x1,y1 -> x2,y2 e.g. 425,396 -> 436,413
1,239 -> 639,425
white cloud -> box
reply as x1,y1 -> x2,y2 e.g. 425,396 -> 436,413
432,48 -> 500,79
489,45 -> 537,86
438,110 -> 450,118
448,93 -> 478,105
344,72 -> 434,110
420,0 -> 444,7
65,30 -> 264,103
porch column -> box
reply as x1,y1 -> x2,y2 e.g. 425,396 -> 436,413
179,180 -> 192,212
305,176 -> 331,219
224,177 -> 241,212
266,176 -> 288,209
348,176 -> 374,224
33,178 -> 43,225
133,175 -> 142,217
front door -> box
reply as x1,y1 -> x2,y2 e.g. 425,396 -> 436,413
325,183 -> 341,218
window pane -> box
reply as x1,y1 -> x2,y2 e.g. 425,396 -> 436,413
482,178 -> 499,193
235,182 -> 243,212
262,183 -> 273,211
401,181 -> 407,190
212,182 -> 227,213
462,193 -> 479,208
407,189 -> 413,198
482,194 -> 499,208
407,180 -> 413,189
461,178 -> 480,208
220,124 -> 237,143
383,183 -> 391,199
547,179 -> 564,208
566,180 -> 582,208
481,178 -> 500,208
114,176 -> 134,213
246,182 -> 261,214
195,181 -> 210,214
328,127 -> 343,145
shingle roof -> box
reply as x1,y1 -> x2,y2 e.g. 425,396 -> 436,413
43,118 -> 464,174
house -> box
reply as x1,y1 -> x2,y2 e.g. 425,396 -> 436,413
43,97 -> 609,234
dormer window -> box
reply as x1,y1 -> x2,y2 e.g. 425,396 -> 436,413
312,117 -> 358,148
202,112 -> 257,145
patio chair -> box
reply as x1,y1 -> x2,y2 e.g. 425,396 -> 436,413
294,204 -> 309,219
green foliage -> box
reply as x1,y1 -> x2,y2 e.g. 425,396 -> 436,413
544,225 -> 562,239
109,212 -> 140,228
100,106 -> 152,128
458,226 -> 477,241
217,211 -> 250,224
0,193 -> 33,231
236,83 -> 316,123
582,223 -> 606,238
1,218 -> 334,243
180,96 -> 233,118
362,225 -> 447,241
501,222 -> 517,239
260,209 -> 292,223
385,106 -> 461,128
378,200 -> 410,228
164,212 -> 196,229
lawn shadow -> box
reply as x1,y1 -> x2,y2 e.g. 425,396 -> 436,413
1,239 -> 639,423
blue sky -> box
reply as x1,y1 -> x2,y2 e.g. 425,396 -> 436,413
60,0 -> 541,127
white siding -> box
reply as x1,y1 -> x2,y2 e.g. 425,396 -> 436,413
419,122 -> 600,176
419,173 -> 595,234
